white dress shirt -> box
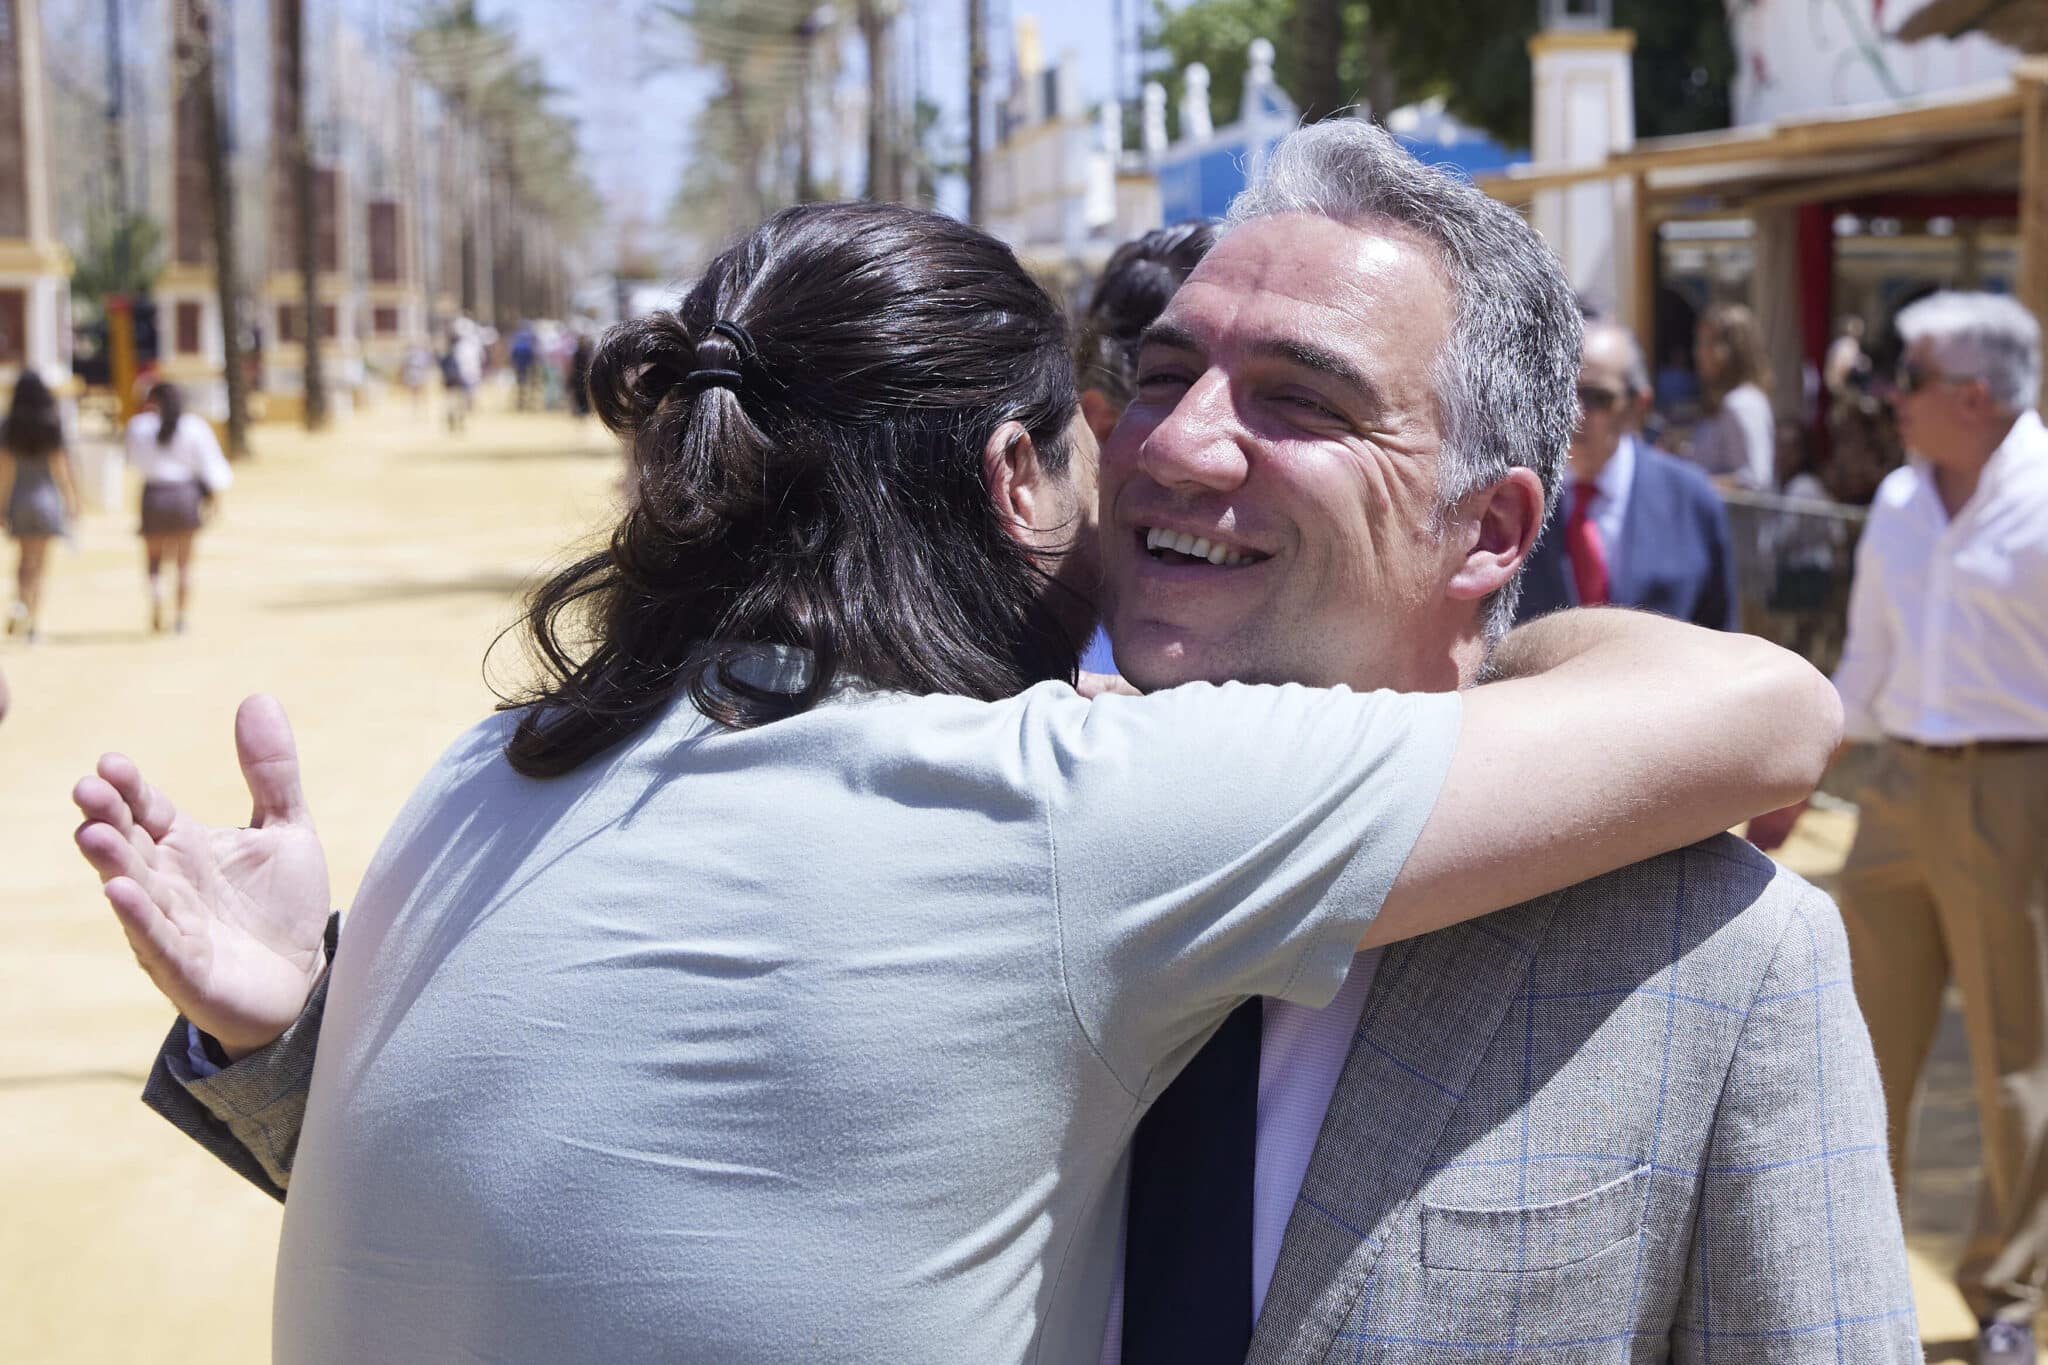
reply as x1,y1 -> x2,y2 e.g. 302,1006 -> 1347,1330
1571,434 -> 1637,586
1833,408 -> 2048,744
1099,949 -> 1384,1363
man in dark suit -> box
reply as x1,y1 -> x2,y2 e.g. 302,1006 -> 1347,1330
1516,320 -> 1739,631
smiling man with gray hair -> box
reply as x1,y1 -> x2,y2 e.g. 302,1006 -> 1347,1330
1834,290 -> 2048,1365
1103,119 -> 1917,1364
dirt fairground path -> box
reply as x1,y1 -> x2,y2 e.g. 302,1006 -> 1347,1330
0,392 -> 2013,1360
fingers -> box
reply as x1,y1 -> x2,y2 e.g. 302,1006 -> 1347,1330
72,773 -> 137,839
95,751 -> 178,843
103,875 -> 185,976
75,818 -> 152,886
235,694 -> 310,828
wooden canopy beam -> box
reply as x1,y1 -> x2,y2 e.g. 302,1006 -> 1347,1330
1479,85 -> 2025,204
1606,88 -> 2022,174
1734,139 -> 2020,213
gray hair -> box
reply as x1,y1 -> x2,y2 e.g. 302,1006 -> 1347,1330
1584,319 -> 1651,397
1896,290 -> 2041,412
1225,120 -> 1582,638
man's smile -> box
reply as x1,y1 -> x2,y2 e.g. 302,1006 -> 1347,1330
1135,524 -> 1273,570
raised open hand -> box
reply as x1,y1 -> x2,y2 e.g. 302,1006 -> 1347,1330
73,694 -> 331,1059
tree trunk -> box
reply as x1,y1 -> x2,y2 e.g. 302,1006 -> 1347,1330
796,14 -> 818,201
282,0 -> 326,429
190,0 -> 249,456
966,0 -> 985,224
861,0 -> 896,201
1292,0 -> 1349,123
1361,26 -> 1397,125
105,0 -> 128,217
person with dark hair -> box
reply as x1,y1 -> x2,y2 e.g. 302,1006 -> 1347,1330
1073,222 -> 1220,436
1070,221 -> 1218,674
124,381 -> 232,634
566,329 -> 594,419
73,201 -> 1838,1364
0,370 -> 80,642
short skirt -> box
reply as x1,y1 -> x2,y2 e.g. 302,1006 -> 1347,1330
140,481 -> 206,535
5,480 -> 68,539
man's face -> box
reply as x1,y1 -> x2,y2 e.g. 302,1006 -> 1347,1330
1098,214 -> 1470,693
1569,329 -> 1642,475
1890,338 -> 1985,469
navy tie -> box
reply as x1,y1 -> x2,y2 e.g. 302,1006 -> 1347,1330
1122,998 -> 1262,1365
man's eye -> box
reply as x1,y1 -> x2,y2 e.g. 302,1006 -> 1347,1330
1136,371 -> 1190,391
1282,394 -> 1339,419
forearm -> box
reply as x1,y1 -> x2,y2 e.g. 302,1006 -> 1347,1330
1489,607 -> 1840,807
140,913 -> 341,1200
1375,609 -> 1843,940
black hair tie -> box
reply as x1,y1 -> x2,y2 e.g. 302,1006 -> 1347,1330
709,319 -> 758,364
681,368 -> 744,393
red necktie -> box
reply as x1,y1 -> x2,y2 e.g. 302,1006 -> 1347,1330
1564,480 -> 1609,607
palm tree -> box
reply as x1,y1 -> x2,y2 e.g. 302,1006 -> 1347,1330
277,0 -> 325,428
857,0 -> 901,201
410,2 -> 597,328
967,0 -> 986,223
655,0 -> 826,241
176,0 -> 249,455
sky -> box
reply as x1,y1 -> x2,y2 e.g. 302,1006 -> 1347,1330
484,0 -> 1154,233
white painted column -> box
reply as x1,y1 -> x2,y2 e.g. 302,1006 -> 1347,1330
1527,28 -> 1636,324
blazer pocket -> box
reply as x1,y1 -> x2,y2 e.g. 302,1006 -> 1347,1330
1420,1164 -> 1648,1273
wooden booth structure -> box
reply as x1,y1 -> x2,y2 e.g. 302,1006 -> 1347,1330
1479,60 -> 2048,439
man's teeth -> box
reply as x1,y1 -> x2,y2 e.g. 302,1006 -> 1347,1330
1144,526 -> 1252,567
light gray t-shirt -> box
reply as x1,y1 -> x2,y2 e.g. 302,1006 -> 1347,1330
274,652 -> 1462,1364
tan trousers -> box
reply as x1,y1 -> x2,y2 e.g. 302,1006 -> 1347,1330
1840,740 -> 2048,1323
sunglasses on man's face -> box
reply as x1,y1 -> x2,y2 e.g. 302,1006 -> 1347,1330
1576,386 -> 1630,413
1893,359 -> 1972,397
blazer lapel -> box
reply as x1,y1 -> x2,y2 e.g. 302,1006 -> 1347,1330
1247,897 -> 1559,1365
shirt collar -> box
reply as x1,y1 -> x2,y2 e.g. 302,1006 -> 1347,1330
1979,407 -> 2045,502
1906,407 -> 2043,522
1583,432 -> 1636,506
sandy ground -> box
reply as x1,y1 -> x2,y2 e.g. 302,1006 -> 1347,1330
0,395 -> 2014,1359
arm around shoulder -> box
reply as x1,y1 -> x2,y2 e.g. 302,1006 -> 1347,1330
1370,608 -> 1842,945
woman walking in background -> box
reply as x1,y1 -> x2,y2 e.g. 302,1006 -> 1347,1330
124,382 -> 232,635
1688,302 -> 1778,490
0,371 -> 81,643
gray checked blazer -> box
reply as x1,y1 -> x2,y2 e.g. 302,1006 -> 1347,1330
146,840 -> 1915,1362
1245,835 -> 1918,1365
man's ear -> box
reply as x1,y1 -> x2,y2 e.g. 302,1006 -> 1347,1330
1079,388 -> 1121,444
1445,466 -> 1544,603
982,419 -> 1048,548
1626,388 -> 1655,432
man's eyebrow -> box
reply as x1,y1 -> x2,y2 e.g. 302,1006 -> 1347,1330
1134,322 -> 1383,410
1136,320 -> 1203,356
1251,337 -> 1380,408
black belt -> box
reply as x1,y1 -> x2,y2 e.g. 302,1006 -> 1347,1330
1888,736 -> 2048,758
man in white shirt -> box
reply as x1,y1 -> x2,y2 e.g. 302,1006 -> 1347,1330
1833,290 -> 2048,1362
